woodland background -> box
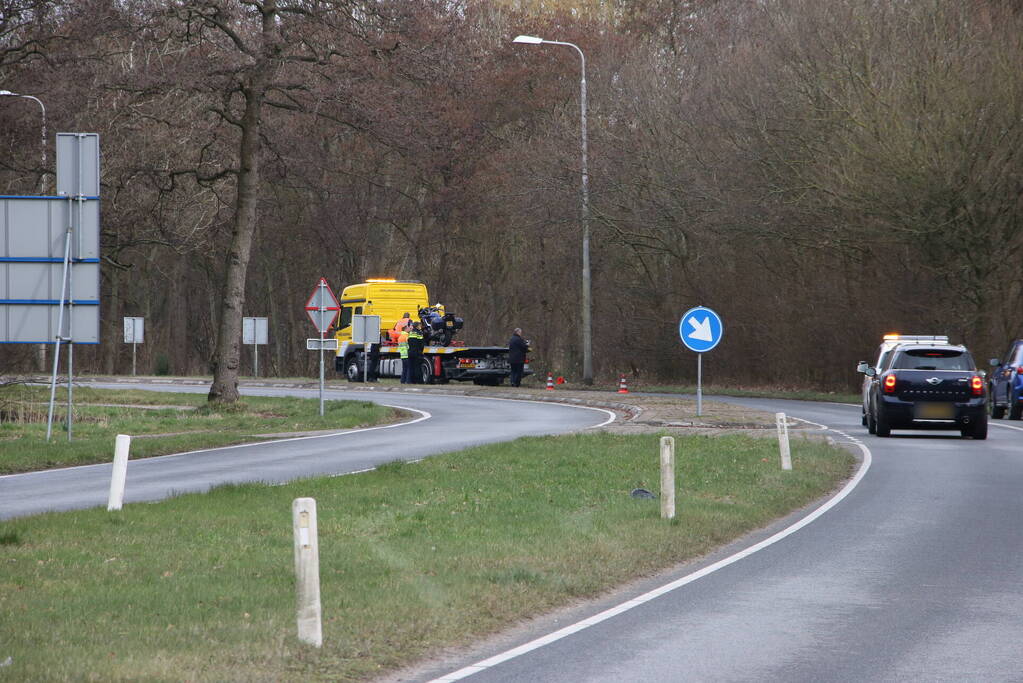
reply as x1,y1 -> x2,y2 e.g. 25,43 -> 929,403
2,0 -> 1021,391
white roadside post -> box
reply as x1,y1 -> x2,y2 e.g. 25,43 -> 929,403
660,436 -> 676,520
107,434 -> 131,511
776,412 -> 793,470
292,497 -> 322,647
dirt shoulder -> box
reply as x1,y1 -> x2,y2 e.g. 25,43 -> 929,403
56,375 -> 794,437
248,379 -> 789,435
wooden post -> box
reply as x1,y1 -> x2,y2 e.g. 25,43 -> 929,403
107,434 -> 131,511
660,436 -> 676,519
776,412 -> 792,471
292,498 -> 322,647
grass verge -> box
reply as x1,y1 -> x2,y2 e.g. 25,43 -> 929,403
0,431 -> 855,682
0,385 -> 401,474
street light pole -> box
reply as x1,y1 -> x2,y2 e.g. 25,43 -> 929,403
513,35 -> 593,384
0,90 -> 47,194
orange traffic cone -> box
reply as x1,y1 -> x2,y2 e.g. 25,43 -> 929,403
618,374 -> 629,394
546,373 -> 555,390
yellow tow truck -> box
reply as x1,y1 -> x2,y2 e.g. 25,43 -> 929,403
333,279 -> 529,385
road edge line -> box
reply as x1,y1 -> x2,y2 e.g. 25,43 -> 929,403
428,422 -> 872,682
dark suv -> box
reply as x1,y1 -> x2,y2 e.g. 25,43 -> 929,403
862,343 -> 987,439
857,335 -> 949,427
988,339 -> 1023,420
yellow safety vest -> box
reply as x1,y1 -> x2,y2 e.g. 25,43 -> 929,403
398,330 -> 409,359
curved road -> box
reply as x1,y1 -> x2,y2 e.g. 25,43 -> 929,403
0,383 -> 613,520
422,396 -> 1023,682
7,387 -> 1023,680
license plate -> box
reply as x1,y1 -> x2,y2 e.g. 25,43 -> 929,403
915,402 -> 954,419
446,320 -> 454,327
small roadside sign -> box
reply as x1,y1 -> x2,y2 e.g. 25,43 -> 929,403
243,317 -> 268,345
679,306 -> 723,418
243,317 -> 268,378
679,306 -> 723,353
306,338 -> 339,351
123,317 -> 144,344
123,317 -> 144,377
305,278 -> 340,333
352,315 -> 381,345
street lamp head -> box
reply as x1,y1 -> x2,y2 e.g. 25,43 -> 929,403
513,35 -> 544,45
0,90 -> 17,96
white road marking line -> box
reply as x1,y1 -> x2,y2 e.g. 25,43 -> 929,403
428,420 -> 872,682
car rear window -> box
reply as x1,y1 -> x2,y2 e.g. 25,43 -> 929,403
894,349 -> 974,371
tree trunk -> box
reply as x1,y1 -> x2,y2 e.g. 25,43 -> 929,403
208,81 -> 265,403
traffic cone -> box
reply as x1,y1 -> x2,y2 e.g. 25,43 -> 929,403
546,373 -> 555,390
618,374 -> 629,394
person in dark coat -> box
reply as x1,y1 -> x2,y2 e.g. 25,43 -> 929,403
508,327 -> 530,387
407,323 -> 425,383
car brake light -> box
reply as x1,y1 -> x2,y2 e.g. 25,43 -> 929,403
971,376 -> 984,396
883,374 -> 897,393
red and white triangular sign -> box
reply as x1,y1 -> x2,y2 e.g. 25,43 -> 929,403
305,277 -> 340,333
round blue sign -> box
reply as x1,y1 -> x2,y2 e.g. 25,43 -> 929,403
679,306 -> 723,353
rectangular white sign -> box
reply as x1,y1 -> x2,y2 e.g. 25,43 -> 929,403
307,338 -> 339,351
352,315 -> 381,345
123,316 -> 144,344
243,316 -> 268,345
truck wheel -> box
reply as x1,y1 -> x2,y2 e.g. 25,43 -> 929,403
345,356 -> 363,383
418,359 -> 434,385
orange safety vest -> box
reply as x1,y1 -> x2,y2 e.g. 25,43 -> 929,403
388,317 -> 411,343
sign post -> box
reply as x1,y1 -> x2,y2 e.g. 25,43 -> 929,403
679,306 -> 724,417
242,316 -> 268,377
352,314 -> 381,383
123,317 -> 144,376
305,278 -> 340,416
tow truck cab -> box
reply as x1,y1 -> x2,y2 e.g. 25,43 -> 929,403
333,279 -> 429,345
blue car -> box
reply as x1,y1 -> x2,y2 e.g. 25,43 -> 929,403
989,339 -> 1023,420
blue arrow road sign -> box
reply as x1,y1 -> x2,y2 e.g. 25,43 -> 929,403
679,306 -> 723,353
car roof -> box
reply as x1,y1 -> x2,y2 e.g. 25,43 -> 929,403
894,343 -> 969,353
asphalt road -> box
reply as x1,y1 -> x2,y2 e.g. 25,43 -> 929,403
8,386 -> 1023,681
420,396 -> 1023,683
0,383 -> 613,520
